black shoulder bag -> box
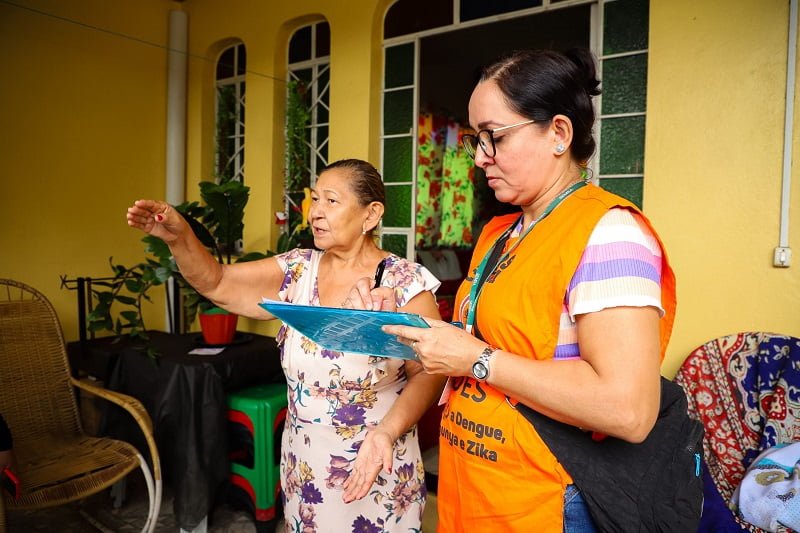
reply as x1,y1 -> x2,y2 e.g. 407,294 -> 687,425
472,230 -> 704,533
516,380 -> 704,532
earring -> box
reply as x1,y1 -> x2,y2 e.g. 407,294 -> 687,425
555,143 -> 566,154
362,230 -> 367,235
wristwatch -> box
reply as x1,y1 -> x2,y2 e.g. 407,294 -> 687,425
471,346 -> 495,381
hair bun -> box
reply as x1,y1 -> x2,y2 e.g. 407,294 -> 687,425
565,48 -> 601,97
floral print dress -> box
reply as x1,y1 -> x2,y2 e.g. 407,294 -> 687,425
274,249 -> 440,533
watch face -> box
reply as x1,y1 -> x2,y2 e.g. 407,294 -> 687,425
472,362 -> 488,380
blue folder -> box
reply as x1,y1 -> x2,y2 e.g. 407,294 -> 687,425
259,299 -> 430,360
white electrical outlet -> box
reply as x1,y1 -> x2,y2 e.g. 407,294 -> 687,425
773,247 -> 792,267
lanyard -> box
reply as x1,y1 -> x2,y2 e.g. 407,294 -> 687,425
465,179 -> 586,334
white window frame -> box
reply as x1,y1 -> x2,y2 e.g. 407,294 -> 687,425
380,0 -> 649,258
215,43 -> 246,183
287,22 -> 331,190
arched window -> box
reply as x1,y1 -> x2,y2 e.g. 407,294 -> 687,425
285,22 -> 330,236
216,43 -> 246,182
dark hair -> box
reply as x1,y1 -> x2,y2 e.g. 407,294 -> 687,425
320,158 -> 386,207
480,48 -> 601,163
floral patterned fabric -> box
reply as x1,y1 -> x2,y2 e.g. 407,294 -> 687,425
438,123 -> 475,247
676,332 -> 800,532
415,112 -> 446,248
274,249 -> 440,533
415,113 -> 475,248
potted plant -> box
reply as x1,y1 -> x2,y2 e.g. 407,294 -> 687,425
84,258 -> 171,358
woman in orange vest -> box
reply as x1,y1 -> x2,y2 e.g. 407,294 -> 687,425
376,48 -> 677,532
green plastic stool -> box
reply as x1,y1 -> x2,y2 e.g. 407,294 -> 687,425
226,383 -> 288,532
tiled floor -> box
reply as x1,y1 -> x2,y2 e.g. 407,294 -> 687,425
6,487 -> 438,533
5,475 -> 267,533
5,450 -> 439,532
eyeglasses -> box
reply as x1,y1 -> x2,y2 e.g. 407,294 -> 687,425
461,119 -> 536,159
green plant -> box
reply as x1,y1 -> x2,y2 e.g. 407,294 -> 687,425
281,79 -> 314,252
285,79 -> 311,192
86,258 -> 171,345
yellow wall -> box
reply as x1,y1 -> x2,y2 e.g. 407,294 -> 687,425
1,0 -> 798,375
0,0 -> 391,341
0,0 -> 174,340
648,0 -> 800,376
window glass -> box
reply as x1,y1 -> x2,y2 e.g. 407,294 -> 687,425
602,54 -> 647,115
317,68 -> 330,124
604,0 -> 649,54
216,43 -> 246,183
380,233 -> 408,258
383,89 -> 413,135
384,0 -> 452,39
600,116 -> 645,175
289,26 -> 311,63
293,67 -> 312,85
236,46 -> 247,76
315,22 -> 330,58
316,101 -> 329,125
385,43 -> 415,89
382,39 -> 416,258
383,184 -> 412,227
216,86 -> 236,178
597,0 -> 649,206
383,137 -> 413,183
217,46 -> 234,79
599,177 -> 643,207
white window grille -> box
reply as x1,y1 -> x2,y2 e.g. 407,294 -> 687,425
216,43 -> 246,182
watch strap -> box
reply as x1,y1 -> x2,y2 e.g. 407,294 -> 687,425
472,346 -> 495,381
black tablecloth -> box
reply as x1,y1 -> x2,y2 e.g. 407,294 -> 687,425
68,331 -> 284,530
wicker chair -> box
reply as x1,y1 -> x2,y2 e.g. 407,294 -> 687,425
0,279 -> 162,532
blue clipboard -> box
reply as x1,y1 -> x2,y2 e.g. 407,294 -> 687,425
259,299 -> 429,360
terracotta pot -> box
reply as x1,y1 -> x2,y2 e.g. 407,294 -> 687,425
199,309 -> 238,345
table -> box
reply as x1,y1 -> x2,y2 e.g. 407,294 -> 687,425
68,331 -> 285,531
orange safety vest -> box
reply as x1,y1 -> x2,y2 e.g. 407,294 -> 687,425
436,184 -> 677,532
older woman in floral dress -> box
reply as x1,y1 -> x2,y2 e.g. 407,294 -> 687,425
276,246 -> 439,531
127,159 -> 444,532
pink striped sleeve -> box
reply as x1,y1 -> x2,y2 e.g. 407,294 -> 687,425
566,208 -> 664,319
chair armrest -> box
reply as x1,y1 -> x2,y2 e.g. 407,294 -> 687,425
70,377 -> 161,480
